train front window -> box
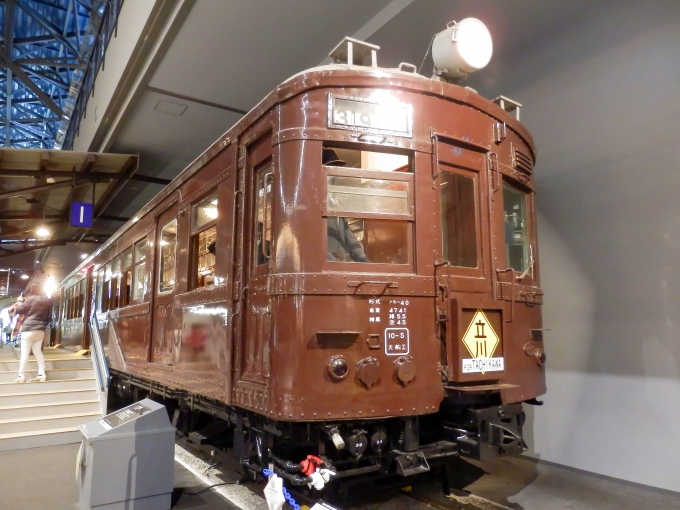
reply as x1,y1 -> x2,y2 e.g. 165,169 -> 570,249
327,176 -> 409,216
253,165 -> 273,267
440,170 -> 478,268
159,220 -> 177,293
503,183 -> 530,273
323,145 -> 413,266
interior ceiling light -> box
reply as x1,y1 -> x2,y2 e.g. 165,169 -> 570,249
81,253 -> 88,259
36,226 -> 51,238
20,274 -> 29,280
432,18 -> 493,82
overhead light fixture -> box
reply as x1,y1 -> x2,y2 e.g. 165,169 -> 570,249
36,226 -> 51,238
44,276 -> 57,298
432,18 -> 493,82
20,274 -> 29,280
81,254 -> 88,260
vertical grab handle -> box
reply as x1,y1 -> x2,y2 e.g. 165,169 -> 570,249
488,152 -> 500,193
261,171 -> 274,260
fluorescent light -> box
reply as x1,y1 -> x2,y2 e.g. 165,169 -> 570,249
36,226 -> 50,238
20,274 -> 29,280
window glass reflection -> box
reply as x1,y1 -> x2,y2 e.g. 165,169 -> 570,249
192,192 -> 218,231
159,220 -> 177,292
503,184 -> 530,272
327,217 -> 408,264
440,171 -> 478,268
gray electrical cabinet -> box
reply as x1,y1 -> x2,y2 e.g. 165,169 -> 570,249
77,399 -> 175,510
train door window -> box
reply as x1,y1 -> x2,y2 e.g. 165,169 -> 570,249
323,145 -> 413,266
503,183 -> 530,273
253,164 -> 273,267
440,170 -> 479,268
159,220 -> 177,293
191,192 -> 218,288
121,248 -> 133,307
132,239 -> 148,301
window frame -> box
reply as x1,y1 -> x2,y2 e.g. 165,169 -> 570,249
501,180 -> 537,282
190,190 -> 219,290
158,219 -> 178,294
251,160 -> 274,275
131,237 -> 149,304
322,147 -> 415,272
438,165 -> 484,278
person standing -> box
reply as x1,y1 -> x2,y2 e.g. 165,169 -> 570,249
13,284 -> 52,383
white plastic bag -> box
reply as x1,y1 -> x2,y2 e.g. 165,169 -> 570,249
263,473 -> 286,510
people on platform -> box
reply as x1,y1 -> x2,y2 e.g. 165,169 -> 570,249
13,285 -> 51,383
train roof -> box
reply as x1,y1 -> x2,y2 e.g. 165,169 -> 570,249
65,63 -> 535,283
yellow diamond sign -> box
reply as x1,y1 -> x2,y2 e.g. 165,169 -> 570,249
462,309 -> 500,361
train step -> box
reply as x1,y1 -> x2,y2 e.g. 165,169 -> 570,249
0,368 -> 94,383
0,426 -> 83,452
0,411 -> 101,435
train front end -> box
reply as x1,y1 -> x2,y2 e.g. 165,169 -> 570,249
239,32 -> 546,486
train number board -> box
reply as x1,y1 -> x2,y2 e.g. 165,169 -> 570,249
328,94 -> 413,138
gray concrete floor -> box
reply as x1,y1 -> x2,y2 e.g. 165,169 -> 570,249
0,443 -> 678,510
0,443 -> 240,510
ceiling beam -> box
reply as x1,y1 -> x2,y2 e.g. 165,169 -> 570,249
0,177 -> 92,200
0,54 -> 63,116
14,58 -> 85,69
4,0 -> 15,148
15,0 -> 80,57
0,169 -> 167,185
13,30 -> 85,46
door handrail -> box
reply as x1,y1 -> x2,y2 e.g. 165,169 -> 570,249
88,295 -> 109,391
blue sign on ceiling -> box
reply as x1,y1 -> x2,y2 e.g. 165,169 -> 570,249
71,202 -> 93,228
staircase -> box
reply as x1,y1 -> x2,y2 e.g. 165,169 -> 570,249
0,344 -> 103,451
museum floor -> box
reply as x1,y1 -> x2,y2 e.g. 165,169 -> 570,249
0,442 -> 677,510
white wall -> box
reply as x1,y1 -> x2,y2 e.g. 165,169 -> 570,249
491,1 -> 680,492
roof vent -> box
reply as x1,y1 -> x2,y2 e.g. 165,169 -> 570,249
329,37 -> 380,67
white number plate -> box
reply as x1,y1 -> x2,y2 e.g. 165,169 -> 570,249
462,357 -> 504,373
328,95 -> 412,138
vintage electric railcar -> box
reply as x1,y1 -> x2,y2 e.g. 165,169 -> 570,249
57,34 -> 545,490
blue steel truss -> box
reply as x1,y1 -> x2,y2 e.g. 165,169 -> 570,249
1,0 -> 122,150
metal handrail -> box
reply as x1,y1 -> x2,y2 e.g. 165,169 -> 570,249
88,295 -> 109,391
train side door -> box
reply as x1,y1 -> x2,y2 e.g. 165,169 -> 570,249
150,200 -> 179,366
236,133 -> 273,388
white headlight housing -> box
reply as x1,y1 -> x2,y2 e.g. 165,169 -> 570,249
432,18 -> 493,81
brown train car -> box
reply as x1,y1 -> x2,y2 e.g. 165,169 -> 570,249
59,37 -> 545,492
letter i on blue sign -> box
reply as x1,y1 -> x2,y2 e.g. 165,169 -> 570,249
71,202 -> 93,228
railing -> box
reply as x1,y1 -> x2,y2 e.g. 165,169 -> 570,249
56,0 -> 125,150
88,303 -> 109,391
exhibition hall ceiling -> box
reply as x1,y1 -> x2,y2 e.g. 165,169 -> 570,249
27,0 -> 613,286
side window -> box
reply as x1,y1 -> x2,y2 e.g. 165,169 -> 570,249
503,183 -> 531,273
121,248 -> 133,307
324,145 -> 412,265
110,256 -> 121,310
440,170 -> 478,268
96,267 -> 104,312
159,220 -> 178,293
191,192 -> 217,288
102,262 -> 112,312
132,239 -> 148,301
253,165 -> 273,267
